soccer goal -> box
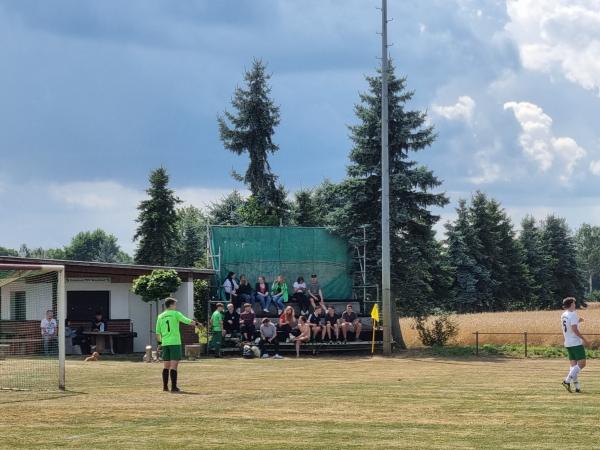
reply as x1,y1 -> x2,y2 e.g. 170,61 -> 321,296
0,264 -> 66,391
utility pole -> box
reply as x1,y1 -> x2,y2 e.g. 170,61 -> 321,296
380,0 -> 392,356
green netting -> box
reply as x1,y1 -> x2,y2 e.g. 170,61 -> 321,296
210,226 -> 353,299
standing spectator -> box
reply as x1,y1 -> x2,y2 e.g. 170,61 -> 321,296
223,303 -> 240,337
259,318 -> 283,359
292,316 -> 311,358
307,306 -> 324,341
255,276 -> 271,313
239,303 -> 257,341
223,272 -> 240,311
292,276 -> 310,316
277,306 -> 297,341
323,306 -> 340,343
238,275 -> 253,305
308,274 -> 326,311
210,303 -> 224,358
271,275 -> 288,315
40,310 -> 57,355
341,304 -> 362,342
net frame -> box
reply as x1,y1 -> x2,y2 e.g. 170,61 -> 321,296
0,263 -> 66,390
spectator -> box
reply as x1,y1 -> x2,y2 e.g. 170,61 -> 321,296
308,274 -> 326,311
210,303 -> 224,358
223,272 -> 240,311
223,303 -> 240,337
307,306 -> 324,341
259,318 -> 283,359
292,276 -> 311,316
238,275 -> 253,305
341,304 -> 362,342
292,316 -> 311,357
277,306 -> 297,341
91,311 -> 106,332
40,310 -> 57,355
270,275 -> 288,315
239,303 -> 257,341
255,276 -> 271,313
323,306 -> 340,343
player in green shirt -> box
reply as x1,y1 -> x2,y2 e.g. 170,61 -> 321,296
210,303 -> 225,358
155,297 -> 198,392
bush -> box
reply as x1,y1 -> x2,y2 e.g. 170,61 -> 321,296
413,313 -> 459,347
588,290 -> 600,302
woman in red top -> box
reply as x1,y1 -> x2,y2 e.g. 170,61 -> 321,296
277,306 -> 297,341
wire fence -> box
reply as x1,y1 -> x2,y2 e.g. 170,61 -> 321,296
473,332 -> 600,357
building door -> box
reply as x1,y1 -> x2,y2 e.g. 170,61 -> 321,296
67,291 -> 110,321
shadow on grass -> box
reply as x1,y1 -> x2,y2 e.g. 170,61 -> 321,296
0,389 -> 87,405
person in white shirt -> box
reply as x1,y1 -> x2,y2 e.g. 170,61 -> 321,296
560,297 -> 589,393
40,310 -> 58,356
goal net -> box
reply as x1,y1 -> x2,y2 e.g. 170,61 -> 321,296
0,264 -> 65,391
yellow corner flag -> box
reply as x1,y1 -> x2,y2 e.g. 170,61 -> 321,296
371,304 -> 379,323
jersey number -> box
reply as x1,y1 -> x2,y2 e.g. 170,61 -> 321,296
562,319 -> 567,333
166,320 -> 171,333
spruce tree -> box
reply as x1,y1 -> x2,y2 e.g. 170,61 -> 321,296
218,59 -> 286,223
207,191 -> 245,225
134,167 -> 181,266
173,206 -> 207,267
575,224 -> 600,295
324,62 -> 448,325
519,216 -> 553,308
541,215 -> 584,306
293,190 -> 320,227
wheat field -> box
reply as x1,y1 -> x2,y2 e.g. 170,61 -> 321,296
400,303 -> 600,348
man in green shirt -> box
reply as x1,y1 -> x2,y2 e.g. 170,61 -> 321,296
210,303 -> 224,358
156,297 -> 198,392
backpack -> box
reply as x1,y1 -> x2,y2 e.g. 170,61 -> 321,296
242,344 -> 255,359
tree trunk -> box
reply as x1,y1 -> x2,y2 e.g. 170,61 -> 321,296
589,272 -> 593,296
148,302 -> 153,346
390,301 -> 406,350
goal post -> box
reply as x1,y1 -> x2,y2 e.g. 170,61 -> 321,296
0,264 -> 66,391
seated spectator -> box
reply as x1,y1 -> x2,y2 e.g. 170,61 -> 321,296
259,318 -> 283,359
91,311 -> 106,332
277,306 -> 297,341
223,303 -> 240,336
239,303 -> 256,342
292,316 -> 311,358
341,304 -> 362,342
40,310 -> 57,356
307,306 -> 324,341
270,275 -> 288,314
292,276 -> 310,316
238,275 -> 253,305
223,272 -> 240,311
323,306 -> 340,343
255,276 -> 271,313
308,274 -> 326,311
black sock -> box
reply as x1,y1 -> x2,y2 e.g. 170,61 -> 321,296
170,369 -> 178,389
162,369 -> 169,389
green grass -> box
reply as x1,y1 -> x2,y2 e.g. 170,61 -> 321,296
2,355 -> 600,449
422,344 -> 600,359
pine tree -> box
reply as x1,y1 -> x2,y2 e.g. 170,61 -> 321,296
134,167 -> 181,266
575,224 -> 600,295
519,216 -> 553,308
218,59 -> 286,223
541,215 -> 584,306
293,190 -> 320,226
324,62 -> 448,323
173,206 -> 207,267
207,191 -> 246,225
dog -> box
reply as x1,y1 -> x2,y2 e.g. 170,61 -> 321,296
85,351 -> 99,362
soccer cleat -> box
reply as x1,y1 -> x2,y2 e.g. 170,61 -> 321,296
171,387 -> 181,393
562,380 -> 572,393
261,354 -> 270,359
273,354 -> 283,359
163,387 -> 169,392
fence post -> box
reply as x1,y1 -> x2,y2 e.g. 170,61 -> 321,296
475,331 -> 479,356
524,332 -> 528,358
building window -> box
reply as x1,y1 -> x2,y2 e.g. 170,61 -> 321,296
10,291 -> 26,320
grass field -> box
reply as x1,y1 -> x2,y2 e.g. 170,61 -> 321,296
3,355 -> 600,449
401,303 -> 600,348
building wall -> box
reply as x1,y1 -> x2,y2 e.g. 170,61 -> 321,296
0,281 -> 54,320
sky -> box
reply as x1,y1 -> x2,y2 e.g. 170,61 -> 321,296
1,0 -> 600,254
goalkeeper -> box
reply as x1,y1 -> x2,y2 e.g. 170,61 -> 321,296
155,297 -> 199,392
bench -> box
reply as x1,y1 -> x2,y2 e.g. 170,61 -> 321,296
69,319 -> 136,354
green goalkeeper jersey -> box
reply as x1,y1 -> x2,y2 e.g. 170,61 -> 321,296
156,310 -> 193,346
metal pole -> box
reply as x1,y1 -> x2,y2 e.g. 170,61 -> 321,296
57,267 -> 66,390
524,332 -> 528,358
381,0 -> 392,356
475,332 -> 479,356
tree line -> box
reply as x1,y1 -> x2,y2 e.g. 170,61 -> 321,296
3,59 -> 600,315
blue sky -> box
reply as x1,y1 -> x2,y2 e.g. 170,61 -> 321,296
1,0 -> 600,254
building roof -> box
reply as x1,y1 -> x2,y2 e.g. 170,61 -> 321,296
0,256 -> 214,281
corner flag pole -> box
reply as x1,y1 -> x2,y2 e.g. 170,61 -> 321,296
381,0 -> 392,356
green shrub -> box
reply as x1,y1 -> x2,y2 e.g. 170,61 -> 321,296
587,290 -> 600,302
414,313 -> 459,347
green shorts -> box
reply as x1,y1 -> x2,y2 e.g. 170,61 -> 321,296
161,344 -> 182,361
566,345 -> 586,361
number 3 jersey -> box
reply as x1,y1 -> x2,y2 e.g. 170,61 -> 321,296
561,310 -> 582,348
156,309 -> 193,346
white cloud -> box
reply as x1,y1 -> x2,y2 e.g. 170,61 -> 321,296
49,181 -> 142,210
503,101 -> 586,183
467,145 -> 507,185
505,0 -> 600,93
178,187 -> 248,209
432,96 -> 476,122
590,160 -> 600,176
